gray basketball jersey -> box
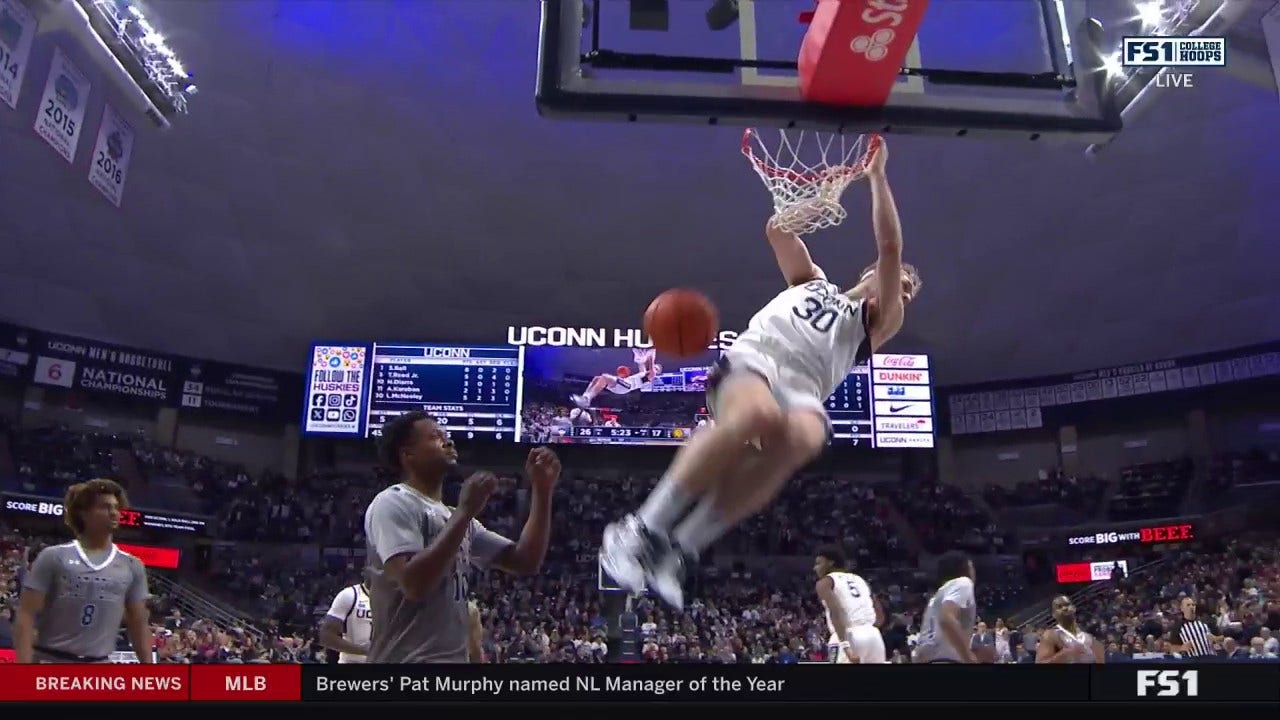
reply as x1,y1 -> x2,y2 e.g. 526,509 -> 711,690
914,577 -> 977,663
23,542 -> 148,661
738,279 -> 870,398
363,483 -> 513,663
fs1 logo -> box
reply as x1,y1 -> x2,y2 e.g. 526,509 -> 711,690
1136,670 -> 1198,697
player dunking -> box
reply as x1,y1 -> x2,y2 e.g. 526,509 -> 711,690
601,138 -> 921,608
1036,595 -> 1104,664
813,544 -> 886,664
913,552 -> 979,664
572,348 -> 661,409
14,479 -> 152,663
319,578 -> 373,663
363,411 -> 559,663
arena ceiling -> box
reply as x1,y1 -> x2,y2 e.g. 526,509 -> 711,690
0,1 -> 1278,386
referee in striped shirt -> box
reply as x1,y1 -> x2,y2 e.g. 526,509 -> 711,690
1166,597 -> 1220,657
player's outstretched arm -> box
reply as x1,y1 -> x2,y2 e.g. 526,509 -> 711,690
865,139 -> 906,347
492,448 -> 560,576
765,219 -> 826,287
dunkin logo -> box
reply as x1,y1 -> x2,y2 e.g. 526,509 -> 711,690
873,369 -> 929,384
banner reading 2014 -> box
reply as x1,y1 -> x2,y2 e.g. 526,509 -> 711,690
0,0 -> 39,109
88,103 -> 135,207
34,47 -> 91,163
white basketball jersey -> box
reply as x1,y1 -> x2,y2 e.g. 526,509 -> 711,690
326,584 -> 373,664
741,279 -> 869,397
824,571 -> 877,638
1054,625 -> 1096,663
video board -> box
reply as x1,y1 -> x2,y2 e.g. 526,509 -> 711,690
301,327 -> 935,448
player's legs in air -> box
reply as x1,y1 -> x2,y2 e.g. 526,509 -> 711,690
573,350 -> 656,408
601,365 -> 828,607
571,373 -> 618,409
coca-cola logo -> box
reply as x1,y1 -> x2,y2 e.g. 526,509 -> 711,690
882,356 -> 917,367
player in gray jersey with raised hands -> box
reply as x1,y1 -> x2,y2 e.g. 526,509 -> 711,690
364,411 -> 559,663
14,479 -> 152,663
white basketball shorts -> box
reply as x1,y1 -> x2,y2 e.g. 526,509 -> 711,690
830,625 -> 887,664
707,333 -> 830,422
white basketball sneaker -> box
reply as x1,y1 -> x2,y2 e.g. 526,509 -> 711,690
570,393 -> 590,409
599,515 -> 652,595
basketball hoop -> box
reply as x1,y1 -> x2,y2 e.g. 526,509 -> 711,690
741,129 -> 880,236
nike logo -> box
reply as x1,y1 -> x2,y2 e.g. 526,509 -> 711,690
889,404 -> 911,412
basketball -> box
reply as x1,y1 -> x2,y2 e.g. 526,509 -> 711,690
643,289 -> 719,357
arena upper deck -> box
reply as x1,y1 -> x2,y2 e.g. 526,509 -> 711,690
0,1 -> 1276,384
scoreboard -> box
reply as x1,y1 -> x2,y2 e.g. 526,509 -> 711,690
827,354 -> 934,448
301,341 -> 934,449
303,343 -> 523,441
365,344 -> 522,441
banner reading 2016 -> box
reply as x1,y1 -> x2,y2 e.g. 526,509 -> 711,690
88,103 -> 135,207
0,0 -> 39,109
34,47 -> 91,163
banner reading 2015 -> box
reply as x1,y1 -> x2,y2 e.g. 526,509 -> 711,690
34,47 -> 91,163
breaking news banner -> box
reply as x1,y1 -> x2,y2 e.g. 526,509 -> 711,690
0,664 -> 1273,704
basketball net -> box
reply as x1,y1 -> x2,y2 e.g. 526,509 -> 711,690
742,129 -> 880,236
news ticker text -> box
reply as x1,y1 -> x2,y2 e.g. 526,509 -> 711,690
0,664 -> 1275,703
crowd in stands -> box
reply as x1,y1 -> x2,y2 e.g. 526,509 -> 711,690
984,469 -> 1108,516
0,422 -> 1277,664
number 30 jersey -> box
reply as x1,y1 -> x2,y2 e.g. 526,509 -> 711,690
739,279 -> 871,399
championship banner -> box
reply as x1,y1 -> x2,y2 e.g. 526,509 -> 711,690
87,102 -> 135,207
33,331 -> 177,404
947,341 -> 1280,436
0,0 -> 39,109
0,320 -> 36,384
174,358 -> 302,421
34,47 -> 91,164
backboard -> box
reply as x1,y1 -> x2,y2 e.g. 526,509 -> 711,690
536,0 -> 1246,145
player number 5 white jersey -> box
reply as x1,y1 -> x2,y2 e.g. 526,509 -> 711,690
326,584 -> 372,664
824,571 -> 877,636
